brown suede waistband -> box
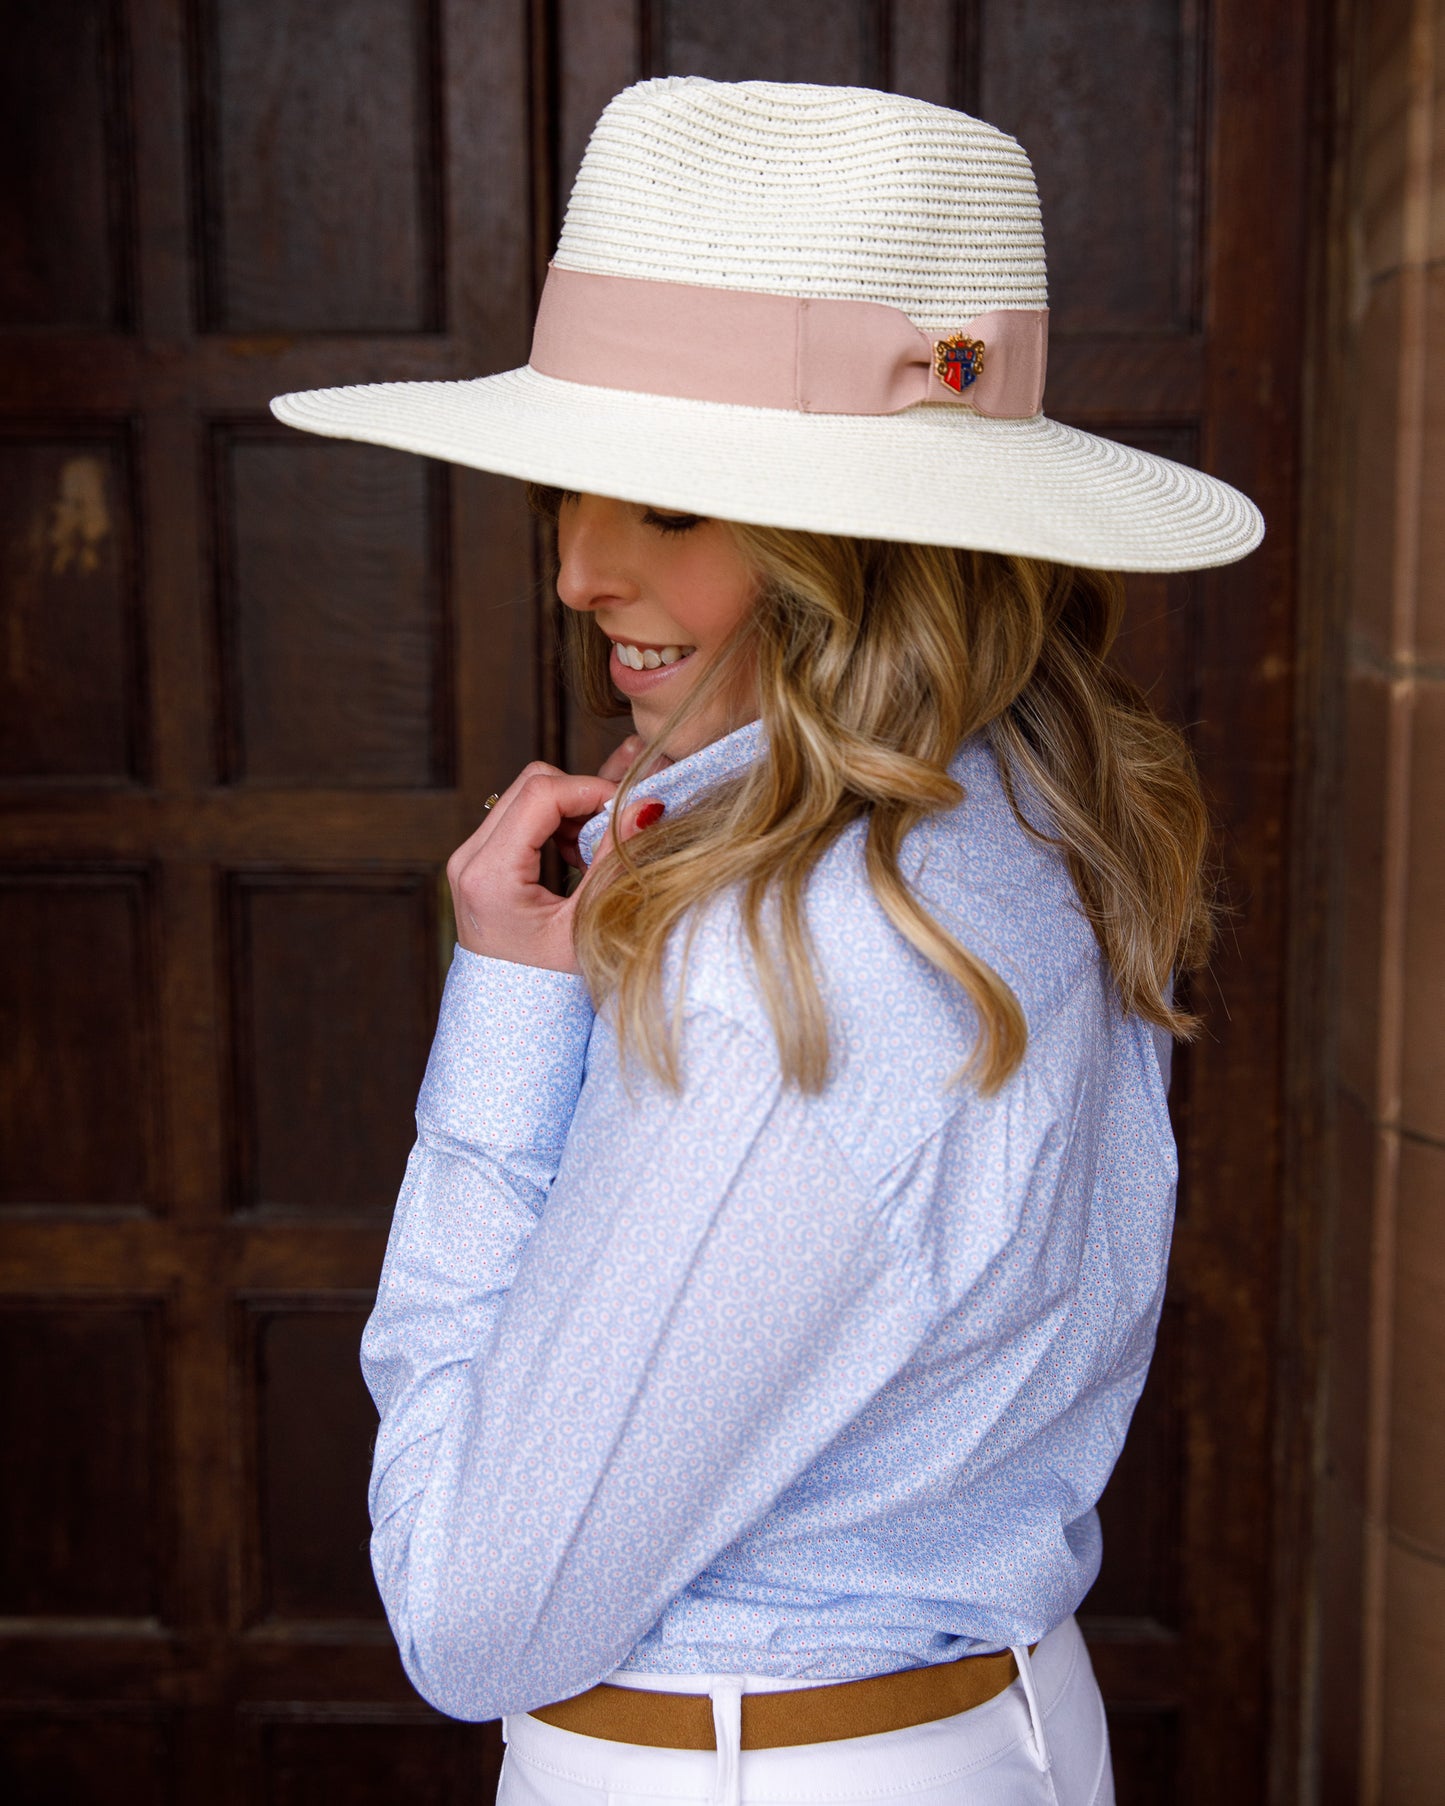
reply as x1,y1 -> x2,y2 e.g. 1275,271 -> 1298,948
527,1645 -> 1032,1752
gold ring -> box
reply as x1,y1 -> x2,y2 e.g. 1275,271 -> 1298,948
483,792 -> 500,811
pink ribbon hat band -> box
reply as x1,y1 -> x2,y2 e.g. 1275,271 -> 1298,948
529,263 -> 1049,420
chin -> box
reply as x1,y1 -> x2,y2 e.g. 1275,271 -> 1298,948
632,696 -> 741,759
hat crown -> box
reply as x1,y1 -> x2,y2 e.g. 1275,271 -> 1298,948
555,78 -> 1047,333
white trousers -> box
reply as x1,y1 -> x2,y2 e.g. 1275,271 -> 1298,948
497,1616 -> 1114,1806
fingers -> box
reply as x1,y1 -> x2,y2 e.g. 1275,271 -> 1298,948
554,735 -> 670,870
444,761 -> 669,971
447,744 -> 672,933
596,734 -> 644,783
448,768 -> 615,904
622,796 -> 667,838
553,822 -> 585,870
555,768 -> 674,871
597,733 -> 677,785
577,794 -> 666,889
575,738 -> 642,863
482,772 -> 621,883
446,760 -> 566,886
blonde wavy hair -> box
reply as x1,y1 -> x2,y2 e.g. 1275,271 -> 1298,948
532,487 -> 1214,1096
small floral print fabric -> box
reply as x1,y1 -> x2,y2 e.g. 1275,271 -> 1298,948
360,720 -> 1178,1720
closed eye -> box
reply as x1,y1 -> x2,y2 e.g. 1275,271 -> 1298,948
642,507 -> 706,535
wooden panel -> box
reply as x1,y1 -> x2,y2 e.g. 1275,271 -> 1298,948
1082,1306 -> 1188,1802
1070,410 -> 1205,1805
1105,1708 -> 1180,1806
979,0 -> 1203,333
0,1708 -> 172,1805
0,1222 -> 391,1298
226,873 -> 436,1215
213,427 -> 451,789
194,0 -> 443,332
240,1302 -> 379,1622
0,0 -> 132,330
657,0 -> 881,85
242,1711 -> 500,1806
0,871 -> 155,1209
0,793 -> 463,869
1089,424 -> 1203,1232
1115,563 -> 1202,734
1100,425 -> 1204,732
890,0 -> 972,108
0,429 -> 144,782
556,0 -> 644,205
0,1304 -> 164,1619
1166,1 -> 1311,1791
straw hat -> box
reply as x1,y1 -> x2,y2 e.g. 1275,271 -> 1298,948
271,78 -> 1262,572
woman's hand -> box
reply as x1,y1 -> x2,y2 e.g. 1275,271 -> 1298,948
552,733 -> 674,869
446,748 -> 666,973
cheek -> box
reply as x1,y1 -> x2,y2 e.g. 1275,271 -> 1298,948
671,553 -> 756,645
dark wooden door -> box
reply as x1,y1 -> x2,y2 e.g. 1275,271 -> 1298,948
0,3 -> 1315,1802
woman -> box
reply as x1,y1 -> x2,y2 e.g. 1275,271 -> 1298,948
273,77 -> 1262,1806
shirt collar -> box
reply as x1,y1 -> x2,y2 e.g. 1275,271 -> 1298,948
577,717 -> 766,867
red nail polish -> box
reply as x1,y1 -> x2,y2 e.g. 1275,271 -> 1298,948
636,800 -> 665,829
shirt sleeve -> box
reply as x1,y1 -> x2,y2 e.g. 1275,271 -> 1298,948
359,945 -> 595,1657
361,980 -> 940,1722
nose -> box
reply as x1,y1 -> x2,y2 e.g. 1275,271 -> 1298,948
555,494 -> 639,614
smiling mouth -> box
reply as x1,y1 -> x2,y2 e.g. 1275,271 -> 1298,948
608,638 -> 697,671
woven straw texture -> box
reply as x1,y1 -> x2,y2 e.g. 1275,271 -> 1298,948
556,78 -> 1046,327
272,78 -> 1264,571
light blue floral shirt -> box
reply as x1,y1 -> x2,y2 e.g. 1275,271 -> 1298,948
360,718 -> 1177,1722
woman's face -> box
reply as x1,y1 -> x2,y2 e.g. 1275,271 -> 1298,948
555,492 -> 759,758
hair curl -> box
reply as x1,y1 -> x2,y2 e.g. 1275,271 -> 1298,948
531,486 -> 1214,1096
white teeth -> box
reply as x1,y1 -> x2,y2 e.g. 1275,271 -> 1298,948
612,641 -> 693,670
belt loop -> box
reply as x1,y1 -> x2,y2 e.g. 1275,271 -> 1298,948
500,1714 -> 510,1746
708,1682 -> 744,1806
1009,1645 -> 1051,1775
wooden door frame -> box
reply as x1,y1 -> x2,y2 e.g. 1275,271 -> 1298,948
1277,0 -> 1371,1797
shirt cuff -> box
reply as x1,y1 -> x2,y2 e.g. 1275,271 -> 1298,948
416,947 -> 595,1152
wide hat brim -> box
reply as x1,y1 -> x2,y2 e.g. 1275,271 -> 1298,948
271,365 -> 1263,574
